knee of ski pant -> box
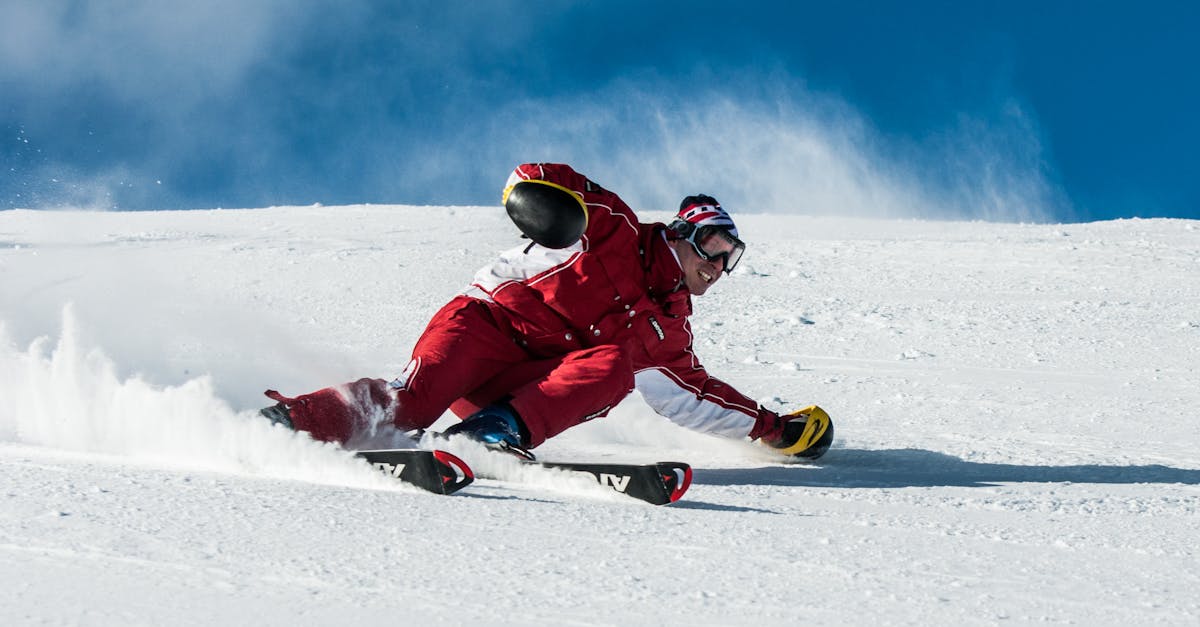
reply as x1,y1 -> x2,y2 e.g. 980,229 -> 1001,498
579,344 -> 636,391
510,345 -> 636,447
515,392 -> 627,448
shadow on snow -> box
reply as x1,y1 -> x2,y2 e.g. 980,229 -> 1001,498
695,448 -> 1200,489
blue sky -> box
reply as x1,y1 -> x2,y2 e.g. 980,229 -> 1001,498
2,1 -> 1197,222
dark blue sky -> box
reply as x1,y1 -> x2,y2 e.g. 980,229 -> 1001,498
2,1 -> 1197,221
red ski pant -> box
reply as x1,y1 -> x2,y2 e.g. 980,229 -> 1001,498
278,296 -> 635,447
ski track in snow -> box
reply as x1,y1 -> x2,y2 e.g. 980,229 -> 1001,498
1,206 -> 1198,625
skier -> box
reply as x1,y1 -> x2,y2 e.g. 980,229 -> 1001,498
261,163 -> 832,460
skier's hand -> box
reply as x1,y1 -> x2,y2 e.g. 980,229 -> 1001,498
751,405 -> 834,459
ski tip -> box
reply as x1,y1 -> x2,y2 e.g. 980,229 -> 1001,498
657,462 -> 693,503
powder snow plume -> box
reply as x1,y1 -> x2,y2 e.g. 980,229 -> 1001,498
0,306 -> 390,490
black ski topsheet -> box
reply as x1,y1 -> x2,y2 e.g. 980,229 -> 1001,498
356,445 -> 691,505
533,460 -> 693,505
356,449 -> 474,495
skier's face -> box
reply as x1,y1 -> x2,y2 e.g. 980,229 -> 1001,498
673,238 -> 724,296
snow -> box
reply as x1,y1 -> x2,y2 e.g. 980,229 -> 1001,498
1,205 -> 1198,625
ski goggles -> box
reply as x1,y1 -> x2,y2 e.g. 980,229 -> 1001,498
683,224 -> 745,273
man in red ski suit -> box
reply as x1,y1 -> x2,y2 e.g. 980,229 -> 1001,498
262,163 -> 832,459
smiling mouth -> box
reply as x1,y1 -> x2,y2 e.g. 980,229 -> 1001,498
698,270 -> 714,284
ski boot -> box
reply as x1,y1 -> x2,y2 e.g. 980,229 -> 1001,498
443,403 -> 536,461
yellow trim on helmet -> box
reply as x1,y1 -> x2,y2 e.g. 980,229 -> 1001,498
775,405 -> 831,456
502,179 -> 589,230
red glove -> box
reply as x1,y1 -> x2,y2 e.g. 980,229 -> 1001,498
750,405 -> 834,459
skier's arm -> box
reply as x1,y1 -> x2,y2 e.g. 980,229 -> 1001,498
634,316 -> 772,439
634,365 -> 765,438
636,322 -> 833,458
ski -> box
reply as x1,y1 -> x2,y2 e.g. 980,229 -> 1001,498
355,449 -> 474,495
530,459 -> 693,505
358,445 -> 692,504
411,429 -> 693,504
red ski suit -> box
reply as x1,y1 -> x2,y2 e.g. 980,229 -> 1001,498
277,163 -> 777,447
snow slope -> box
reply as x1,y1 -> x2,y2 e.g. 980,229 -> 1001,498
1,205 -> 1197,625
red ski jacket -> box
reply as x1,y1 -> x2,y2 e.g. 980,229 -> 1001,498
462,163 -> 775,438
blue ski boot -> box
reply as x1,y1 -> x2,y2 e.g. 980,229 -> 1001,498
443,403 -> 536,461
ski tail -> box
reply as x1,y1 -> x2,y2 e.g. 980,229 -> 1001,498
356,449 -> 474,495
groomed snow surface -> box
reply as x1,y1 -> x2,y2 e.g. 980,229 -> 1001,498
1,205 -> 1197,625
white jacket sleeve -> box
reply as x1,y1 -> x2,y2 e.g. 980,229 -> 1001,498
634,367 -> 758,438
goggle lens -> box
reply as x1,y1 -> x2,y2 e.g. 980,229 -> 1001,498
690,226 -> 745,273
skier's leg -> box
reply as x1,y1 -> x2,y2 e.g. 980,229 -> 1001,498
389,296 -> 529,429
263,296 -> 528,443
504,344 -> 635,447
263,379 -> 390,443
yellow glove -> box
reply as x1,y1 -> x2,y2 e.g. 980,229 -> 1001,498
763,405 -> 834,459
